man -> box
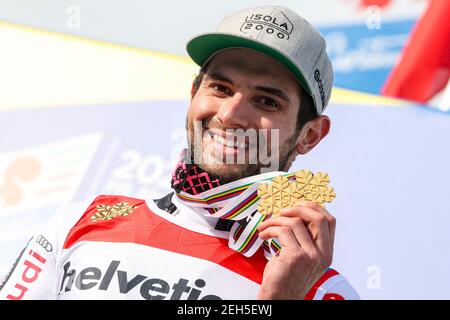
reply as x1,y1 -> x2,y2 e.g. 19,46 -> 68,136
0,5 -> 359,300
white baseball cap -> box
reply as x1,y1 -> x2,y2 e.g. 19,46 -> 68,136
186,5 -> 334,114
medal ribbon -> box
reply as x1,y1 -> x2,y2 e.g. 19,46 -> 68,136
175,170 -> 295,258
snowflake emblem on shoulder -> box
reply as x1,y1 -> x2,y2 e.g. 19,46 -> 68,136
91,202 -> 138,222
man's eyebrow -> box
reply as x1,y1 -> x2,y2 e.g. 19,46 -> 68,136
206,72 -> 234,84
255,86 -> 291,103
206,71 -> 291,103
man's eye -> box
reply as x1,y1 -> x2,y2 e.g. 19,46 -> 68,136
256,97 -> 280,109
212,84 -> 232,95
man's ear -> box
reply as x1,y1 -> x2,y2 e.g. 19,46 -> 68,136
295,115 -> 331,155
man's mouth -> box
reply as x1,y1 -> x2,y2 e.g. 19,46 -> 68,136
205,129 -> 249,150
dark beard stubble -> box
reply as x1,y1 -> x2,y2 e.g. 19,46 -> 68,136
186,117 -> 300,184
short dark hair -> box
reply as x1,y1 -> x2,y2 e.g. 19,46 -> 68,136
192,70 -> 318,131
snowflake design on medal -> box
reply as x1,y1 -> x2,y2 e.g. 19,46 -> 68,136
257,170 -> 336,217
91,202 -> 138,222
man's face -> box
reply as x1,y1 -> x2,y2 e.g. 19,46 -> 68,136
186,48 -> 303,182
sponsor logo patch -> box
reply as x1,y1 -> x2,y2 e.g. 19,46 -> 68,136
36,235 -> 53,252
240,11 -> 293,39
59,260 -> 222,300
314,69 -> 327,109
5,249 -> 47,300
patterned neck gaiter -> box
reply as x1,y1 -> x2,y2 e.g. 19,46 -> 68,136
170,149 -> 222,195
170,149 -> 292,259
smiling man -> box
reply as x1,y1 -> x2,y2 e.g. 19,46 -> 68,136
0,5 -> 359,300
187,47 -> 320,182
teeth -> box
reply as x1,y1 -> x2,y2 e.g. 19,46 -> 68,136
210,133 -> 246,149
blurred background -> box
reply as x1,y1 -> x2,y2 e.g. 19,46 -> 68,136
0,0 -> 449,299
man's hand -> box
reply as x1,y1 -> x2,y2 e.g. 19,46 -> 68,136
257,201 -> 336,300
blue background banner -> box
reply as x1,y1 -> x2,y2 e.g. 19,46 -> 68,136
320,19 -> 416,94
1,100 -> 449,299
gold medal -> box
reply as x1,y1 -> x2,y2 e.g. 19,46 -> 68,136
257,169 -> 336,217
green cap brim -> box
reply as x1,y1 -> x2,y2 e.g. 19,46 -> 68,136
186,33 -> 312,95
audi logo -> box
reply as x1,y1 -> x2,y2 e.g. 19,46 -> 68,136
36,235 -> 53,252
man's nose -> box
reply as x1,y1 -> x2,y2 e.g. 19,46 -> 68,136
216,92 -> 249,128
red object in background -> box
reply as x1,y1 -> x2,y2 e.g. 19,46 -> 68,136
359,0 -> 391,9
341,0 -> 392,10
382,0 -> 450,104
323,293 -> 345,300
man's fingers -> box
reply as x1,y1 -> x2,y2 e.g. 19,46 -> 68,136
296,201 -> 336,248
275,205 -> 333,257
258,216 -> 315,252
258,226 -> 302,252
